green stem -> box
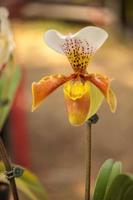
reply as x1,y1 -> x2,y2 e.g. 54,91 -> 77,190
85,122 -> 92,200
0,137 -> 19,200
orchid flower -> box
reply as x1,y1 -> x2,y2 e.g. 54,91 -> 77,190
0,7 -> 15,69
32,26 -> 117,126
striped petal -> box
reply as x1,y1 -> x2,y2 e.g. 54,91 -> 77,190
107,88 -> 117,112
87,82 -> 104,119
86,73 -> 117,112
32,74 -> 69,111
63,80 -> 104,125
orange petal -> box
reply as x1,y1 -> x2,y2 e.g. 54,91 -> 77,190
85,73 -> 117,112
85,73 -> 109,95
32,74 -> 70,111
64,80 -> 90,125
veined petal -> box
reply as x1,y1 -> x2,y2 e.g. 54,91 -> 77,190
86,73 -> 109,95
32,74 -> 70,111
44,26 -> 108,54
107,88 -> 117,112
87,82 -> 104,119
63,80 -> 104,125
86,73 -> 117,112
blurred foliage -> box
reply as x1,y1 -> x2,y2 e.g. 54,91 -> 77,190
93,159 -> 133,200
13,19 -> 85,34
0,58 -> 21,131
126,0 -> 133,18
34,0 -> 91,4
0,55 -> 47,199
0,162 -> 47,200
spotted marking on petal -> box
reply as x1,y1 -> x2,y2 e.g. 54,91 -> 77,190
62,38 -> 95,72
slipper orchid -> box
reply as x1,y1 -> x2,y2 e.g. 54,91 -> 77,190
0,7 -> 15,69
32,26 -> 117,126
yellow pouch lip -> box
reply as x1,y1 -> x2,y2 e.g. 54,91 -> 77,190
63,80 -> 90,101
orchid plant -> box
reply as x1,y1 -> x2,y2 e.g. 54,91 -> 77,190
31,26 -> 133,200
32,26 -> 117,125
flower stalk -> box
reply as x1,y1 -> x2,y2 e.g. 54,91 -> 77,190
0,137 -> 19,200
85,122 -> 92,200
85,114 -> 99,200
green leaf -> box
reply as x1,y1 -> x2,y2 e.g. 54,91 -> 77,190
104,161 -> 122,199
104,174 -> 133,200
124,185 -> 133,200
0,61 -> 21,130
93,159 -> 122,200
19,168 -> 47,200
93,159 -> 114,200
16,179 -> 38,200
